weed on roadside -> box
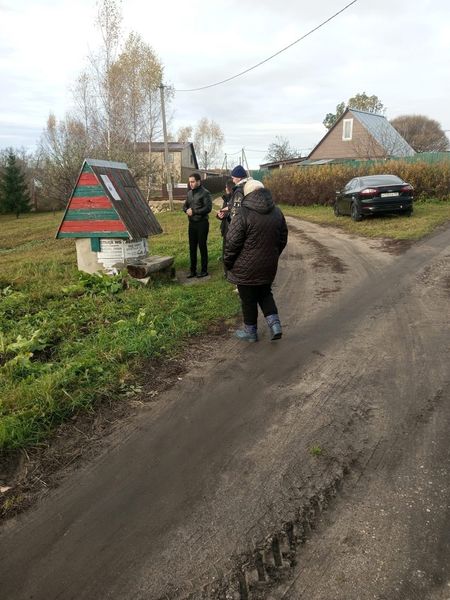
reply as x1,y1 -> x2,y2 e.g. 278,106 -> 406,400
310,445 -> 324,457
0,210 -> 240,450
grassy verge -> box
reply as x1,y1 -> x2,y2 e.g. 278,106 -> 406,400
280,200 -> 450,240
0,210 -> 239,450
1,199 -> 448,450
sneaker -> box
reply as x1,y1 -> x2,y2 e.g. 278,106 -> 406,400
187,272 -> 197,278
197,272 -> 209,278
269,322 -> 282,341
234,329 -> 258,343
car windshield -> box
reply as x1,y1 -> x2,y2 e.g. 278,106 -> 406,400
360,175 -> 403,186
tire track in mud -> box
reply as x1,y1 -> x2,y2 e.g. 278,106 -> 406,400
184,225 -> 450,599
171,222 -> 404,598
237,239 -> 450,600
1,222 -> 448,600
276,219 -> 394,331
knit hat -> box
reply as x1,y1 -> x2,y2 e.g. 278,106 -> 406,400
230,165 -> 247,178
243,179 -> 264,196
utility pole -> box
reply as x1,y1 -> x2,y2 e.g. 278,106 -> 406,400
159,83 -> 174,210
221,153 -> 228,172
242,148 -> 250,172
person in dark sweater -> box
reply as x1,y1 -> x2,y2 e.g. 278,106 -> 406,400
224,179 -> 288,342
183,172 -> 212,278
228,165 -> 248,220
216,178 -> 234,271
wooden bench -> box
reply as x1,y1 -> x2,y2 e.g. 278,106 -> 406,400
126,255 -> 175,282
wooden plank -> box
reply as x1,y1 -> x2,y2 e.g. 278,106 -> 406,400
57,232 -> 130,239
65,209 -> 120,221
59,220 -> 127,233
73,187 -> 105,197
127,256 -> 174,278
78,173 -> 99,186
90,238 -> 101,251
69,197 -> 112,209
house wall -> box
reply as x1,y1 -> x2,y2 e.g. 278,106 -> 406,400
148,151 -> 182,184
181,166 -> 195,181
182,146 -> 197,171
181,146 -> 197,181
150,149 -> 197,184
136,146 -> 195,195
309,117 -> 384,160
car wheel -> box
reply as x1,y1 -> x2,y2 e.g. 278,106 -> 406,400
351,202 -> 363,222
333,203 -> 341,217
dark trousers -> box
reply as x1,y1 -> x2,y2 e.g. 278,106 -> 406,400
237,284 -> 278,326
188,219 -> 209,274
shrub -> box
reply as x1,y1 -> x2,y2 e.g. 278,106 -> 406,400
265,159 -> 450,206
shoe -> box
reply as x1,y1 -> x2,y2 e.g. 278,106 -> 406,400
269,322 -> 282,340
197,272 -> 209,278
187,272 -> 197,278
266,314 -> 282,340
234,328 -> 258,343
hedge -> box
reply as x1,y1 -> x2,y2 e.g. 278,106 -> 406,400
264,160 -> 450,206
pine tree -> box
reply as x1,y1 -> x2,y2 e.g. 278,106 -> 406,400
0,150 -> 31,218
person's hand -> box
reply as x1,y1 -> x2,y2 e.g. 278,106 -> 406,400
186,208 -> 193,217
217,210 -> 225,219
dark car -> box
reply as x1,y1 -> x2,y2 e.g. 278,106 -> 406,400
334,174 -> 414,221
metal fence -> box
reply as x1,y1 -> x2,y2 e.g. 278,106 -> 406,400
317,152 -> 450,169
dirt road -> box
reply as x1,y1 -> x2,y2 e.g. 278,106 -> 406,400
0,218 -> 449,599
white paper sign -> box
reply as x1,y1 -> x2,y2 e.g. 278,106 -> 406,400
100,174 -> 121,201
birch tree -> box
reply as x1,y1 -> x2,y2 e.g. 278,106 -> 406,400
194,118 -> 224,169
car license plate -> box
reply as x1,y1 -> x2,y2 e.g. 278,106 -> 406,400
381,192 -> 399,197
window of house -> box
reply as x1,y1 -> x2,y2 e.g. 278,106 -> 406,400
342,118 -> 353,141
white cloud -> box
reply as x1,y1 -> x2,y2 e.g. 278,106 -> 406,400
0,0 -> 449,166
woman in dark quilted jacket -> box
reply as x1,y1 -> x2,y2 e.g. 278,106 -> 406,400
224,179 -> 288,342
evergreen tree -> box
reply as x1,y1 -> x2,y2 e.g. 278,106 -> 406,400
0,150 -> 31,218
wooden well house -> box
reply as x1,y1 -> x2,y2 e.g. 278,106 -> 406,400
56,159 -> 173,278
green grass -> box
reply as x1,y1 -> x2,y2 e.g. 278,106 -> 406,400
309,445 -> 324,457
280,200 -> 450,240
0,209 -> 239,450
1,199 -> 448,451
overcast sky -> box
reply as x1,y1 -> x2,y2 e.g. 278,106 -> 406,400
1,0 -> 449,168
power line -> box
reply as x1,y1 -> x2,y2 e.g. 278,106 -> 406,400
175,0 -> 358,92
245,147 -> 313,153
